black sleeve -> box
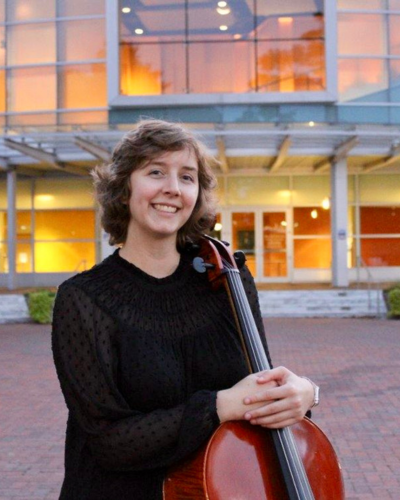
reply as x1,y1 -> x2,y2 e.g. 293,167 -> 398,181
52,283 -> 220,472
239,264 -> 273,368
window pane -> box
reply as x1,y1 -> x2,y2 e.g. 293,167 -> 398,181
337,0 -> 386,8
8,67 -> 56,112
390,16 -> 400,55
263,212 -> 287,278
360,207 -> 400,234
0,0 -> 4,22
227,176 -> 290,205
16,242 -> 32,273
58,0 -> 104,17
0,182 -> 5,209
293,207 -> 331,235
58,111 -> 108,125
359,175 -> 400,203
17,211 -> 32,239
59,63 -> 106,108
188,0 -> 255,41
7,23 -> 56,65
257,0 -> 323,16
338,58 -> 388,102
391,0 -> 400,9
257,14 -> 324,41
120,0 -> 185,43
8,113 -> 57,126
8,0 -> 55,21
35,178 -> 94,209
189,42 -> 255,93
35,242 -> 95,272
232,212 -> 256,276
361,238 -> 400,266
338,14 -> 386,56
0,210 -> 5,238
0,27 -> 5,66
35,210 -> 95,240
58,19 -> 106,61
120,43 -> 186,95
17,180 -> 32,209
257,40 -> 325,92
0,241 -> 7,272
390,59 -> 400,101
0,70 -> 5,112
294,239 -> 331,268
292,176 -> 330,205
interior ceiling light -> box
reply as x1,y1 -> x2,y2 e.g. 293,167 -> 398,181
311,209 -> 318,219
217,7 -> 231,14
122,7 -> 131,13
321,197 -> 330,210
214,222 -> 223,231
135,28 -> 144,35
233,33 -> 242,39
219,25 -> 228,31
278,16 -> 293,24
309,121 -> 315,127
218,1 -> 228,6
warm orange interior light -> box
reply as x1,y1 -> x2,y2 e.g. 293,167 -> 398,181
278,17 -> 293,24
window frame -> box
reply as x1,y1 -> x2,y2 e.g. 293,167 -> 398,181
107,0 -> 338,107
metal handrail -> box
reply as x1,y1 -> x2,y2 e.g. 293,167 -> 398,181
356,257 -> 382,316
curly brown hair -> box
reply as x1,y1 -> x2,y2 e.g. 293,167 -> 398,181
92,119 -> 218,249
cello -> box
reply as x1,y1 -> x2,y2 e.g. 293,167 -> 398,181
163,236 -> 345,500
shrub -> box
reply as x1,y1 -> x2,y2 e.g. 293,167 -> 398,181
387,287 -> 400,318
28,291 -> 56,324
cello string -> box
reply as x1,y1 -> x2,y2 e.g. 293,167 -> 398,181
225,264 -> 314,499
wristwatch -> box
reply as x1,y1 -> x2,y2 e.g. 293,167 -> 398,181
302,376 -> 320,408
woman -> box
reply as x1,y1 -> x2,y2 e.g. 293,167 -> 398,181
52,119 -> 317,500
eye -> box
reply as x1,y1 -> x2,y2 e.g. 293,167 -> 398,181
149,169 -> 164,177
181,173 -> 197,183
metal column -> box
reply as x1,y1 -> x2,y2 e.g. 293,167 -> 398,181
7,168 -> 17,290
331,159 -> 349,287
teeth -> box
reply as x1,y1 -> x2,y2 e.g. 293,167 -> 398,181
153,204 -> 178,213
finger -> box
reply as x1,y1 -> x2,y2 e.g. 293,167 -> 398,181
250,409 -> 298,427
244,399 -> 289,420
244,384 -> 294,405
256,366 -> 291,384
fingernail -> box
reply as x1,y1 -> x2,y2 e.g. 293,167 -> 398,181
245,413 -> 251,420
257,376 -> 264,381
244,397 -> 251,404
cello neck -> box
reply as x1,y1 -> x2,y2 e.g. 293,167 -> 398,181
197,236 -> 315,500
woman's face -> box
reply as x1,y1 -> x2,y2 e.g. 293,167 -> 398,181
125,148 -> 199,244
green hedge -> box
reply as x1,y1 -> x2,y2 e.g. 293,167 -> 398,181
387,287 -> 400,319
28,291 -> 56,324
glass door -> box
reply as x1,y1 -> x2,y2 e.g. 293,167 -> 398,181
262,211 -> 288,279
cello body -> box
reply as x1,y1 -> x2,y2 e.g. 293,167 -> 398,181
164,236 -> 345,499
163,419 -> 344,499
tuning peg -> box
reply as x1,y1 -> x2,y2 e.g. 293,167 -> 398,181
192,257 -> 215,273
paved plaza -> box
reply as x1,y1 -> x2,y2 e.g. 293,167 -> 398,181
0,318 -> 399,500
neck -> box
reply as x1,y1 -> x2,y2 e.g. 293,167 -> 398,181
119,233 -> 181,278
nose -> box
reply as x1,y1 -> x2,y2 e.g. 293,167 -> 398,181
163,175 -> 181,196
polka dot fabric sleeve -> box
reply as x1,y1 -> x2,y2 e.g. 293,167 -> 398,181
52,284 -> 220,472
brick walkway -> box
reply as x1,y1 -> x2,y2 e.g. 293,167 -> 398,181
0,318 -> 399,499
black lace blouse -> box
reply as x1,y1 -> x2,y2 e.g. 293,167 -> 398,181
52,248 -> 271,500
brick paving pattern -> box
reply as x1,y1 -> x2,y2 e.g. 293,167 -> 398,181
0,318 -> 399,499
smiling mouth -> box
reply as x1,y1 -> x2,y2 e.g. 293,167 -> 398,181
153,204 -> 179,213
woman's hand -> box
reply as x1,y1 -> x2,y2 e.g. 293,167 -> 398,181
243,366 -> 315,429
216,367 -> 315,429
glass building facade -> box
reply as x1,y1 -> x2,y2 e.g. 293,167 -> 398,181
0,0 -> 399,288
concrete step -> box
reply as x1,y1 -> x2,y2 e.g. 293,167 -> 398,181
0,295 -> 31,324
258,289 -> 387,318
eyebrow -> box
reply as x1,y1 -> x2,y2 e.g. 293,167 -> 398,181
147,160 -> 198,171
